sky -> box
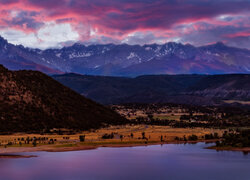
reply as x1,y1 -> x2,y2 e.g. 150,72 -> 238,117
0,0 -> 249,49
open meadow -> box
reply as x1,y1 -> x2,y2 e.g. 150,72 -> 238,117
0,125 -> 224,154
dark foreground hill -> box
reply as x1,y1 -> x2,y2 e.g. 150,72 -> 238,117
0,65 -> 125,133
53,73 -> 250,105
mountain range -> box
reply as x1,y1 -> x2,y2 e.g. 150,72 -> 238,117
0,65 -> 125,133
53,73 -> 250,105
0,36 -> 249,76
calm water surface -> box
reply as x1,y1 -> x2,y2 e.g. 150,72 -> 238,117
0,143 -> 249,180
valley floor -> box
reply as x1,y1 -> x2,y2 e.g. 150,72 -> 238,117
0,125 -> 228,156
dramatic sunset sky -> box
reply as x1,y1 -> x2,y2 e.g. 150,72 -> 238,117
0,0 -> 249,49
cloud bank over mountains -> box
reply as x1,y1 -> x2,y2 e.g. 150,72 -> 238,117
0,0 -> 249,49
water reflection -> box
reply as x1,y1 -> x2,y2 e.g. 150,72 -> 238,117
0,143 -> 249,180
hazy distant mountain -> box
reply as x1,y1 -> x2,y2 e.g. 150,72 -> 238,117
0,36 -> 249,76
0,65 -> 125,133
53,73 -> 250,105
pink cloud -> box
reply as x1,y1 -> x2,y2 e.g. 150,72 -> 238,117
0,0 -> 249,48
225,31 -> 250,38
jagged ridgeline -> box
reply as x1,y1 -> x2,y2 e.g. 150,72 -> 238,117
0,65 -> 126,133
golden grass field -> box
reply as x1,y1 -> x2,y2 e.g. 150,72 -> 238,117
223,100 -> 250,105
115,105 -> 205,121
0,125 -> 224,148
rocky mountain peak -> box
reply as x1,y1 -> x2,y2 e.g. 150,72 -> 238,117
0,36 -> 249,76
0,36 -> 8,46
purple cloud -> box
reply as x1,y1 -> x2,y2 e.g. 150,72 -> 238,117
0,0 -> 249,49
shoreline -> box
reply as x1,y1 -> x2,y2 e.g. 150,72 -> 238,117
1,139 -> 249,158
0,154 -> 37,159
206,146 -> 250,153
0,139 -> 220,158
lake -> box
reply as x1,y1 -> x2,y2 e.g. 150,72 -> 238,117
0,143 -> 249,180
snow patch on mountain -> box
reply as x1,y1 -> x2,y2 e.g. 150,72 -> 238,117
56,53 -> 61,58
102,47 -> 110,54
145,47 -> 152,51
127,52 -> 142,63
127,52 -> 136,59
69,52 -> 92,59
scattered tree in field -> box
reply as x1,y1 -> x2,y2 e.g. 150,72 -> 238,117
26,137 -> 30,144
79,135 -> 85,142
142,132 -> 145,139
49,139 -> 54,144
175,136 -> 180,141
131,133 -> 134,138
160,135 -> 163,142
102,133 -> 114,139
204,133 -> 219,140
120,135 -> 123,141
147,113 -> 154,120
32,140 -> 37,147
188,134 -> 198,141
214,132 -> 219,139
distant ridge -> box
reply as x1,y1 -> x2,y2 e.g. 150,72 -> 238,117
53,73 -> 250,105
0,65 -> 125,133
0,36 -> 249,76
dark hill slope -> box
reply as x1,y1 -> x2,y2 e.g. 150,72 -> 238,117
0,65 -> 125,133
53,73 -> 250,105
187,74 -> 250,100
